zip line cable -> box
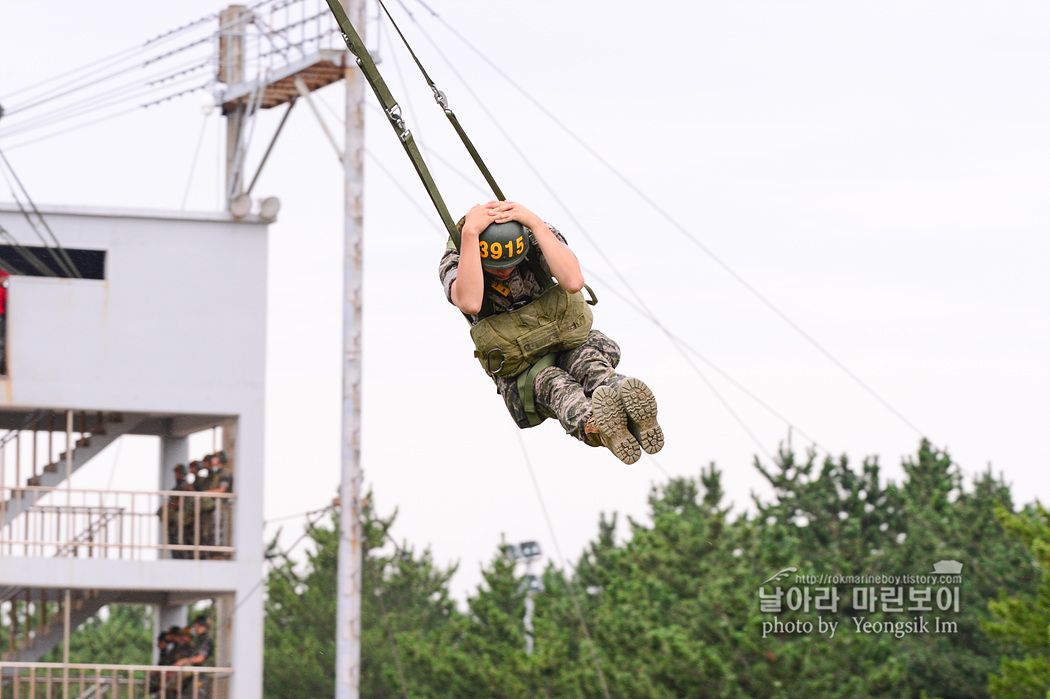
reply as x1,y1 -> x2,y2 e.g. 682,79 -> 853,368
0,150 -> 80,278
3,28 -> 213,117
4,101 -> 164,153
0,61 -> 212,140
0,225 -> 57,278
233,504 -> 335,618
372,0 -> 505,203
372,588 -> 412,699
0,76 -> 212,147
378,18 -> 429,160
5,55 -> 179,118
0,76 -> 210,146
584,268 -> 831,458
404,0 -> 927,442
265,505 -> 335,526
318,90 -> 489,198
0,16 -> 211,108
182,115 -> 213,210
0,44 -> 147,103
514,430 -> 613,699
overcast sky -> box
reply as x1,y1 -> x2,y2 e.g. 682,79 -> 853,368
1,0 -> 1047,599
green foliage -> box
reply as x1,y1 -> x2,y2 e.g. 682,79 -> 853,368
985,503 -> 1050,699
262,497 -> 458,699
259,443 -> 1041,699
40,604 -> 153,665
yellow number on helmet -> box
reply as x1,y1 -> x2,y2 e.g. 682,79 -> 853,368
490,242 -> 503,260
515,236 -> 524,255
479,241 -> 489,258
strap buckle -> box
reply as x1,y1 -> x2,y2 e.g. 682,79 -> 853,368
343,34 -> 359,58
387,105 -> 411,141
431,87 -> 449,112
483,348 -> 506,376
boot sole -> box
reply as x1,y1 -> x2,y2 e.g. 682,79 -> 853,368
619,378 -> 664,454
592,386 -> 640,465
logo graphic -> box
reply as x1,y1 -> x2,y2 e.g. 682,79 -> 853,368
760,567 -> 797,585
756,561 -> 964,639
931,560 -> 963,575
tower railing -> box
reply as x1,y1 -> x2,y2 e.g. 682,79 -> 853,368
0,662 -> 232,699
0,487 -> 234,561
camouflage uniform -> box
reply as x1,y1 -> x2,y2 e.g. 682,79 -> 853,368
198,463 -> 233,556
439,225 -> 625,444
158,468 -> 196,559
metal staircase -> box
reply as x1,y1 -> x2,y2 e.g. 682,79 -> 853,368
2,413 -> 143,528
0,588 -> 107,663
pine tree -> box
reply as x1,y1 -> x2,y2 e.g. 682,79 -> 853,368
262,498 -> 459,699
984,503 -> 1050,699
40,604 -> 153,665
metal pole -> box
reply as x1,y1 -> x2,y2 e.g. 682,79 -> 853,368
62,588 -> 71,699
220,5 -> 248,207
336,0 -> 365,696
66,410 -> 73,547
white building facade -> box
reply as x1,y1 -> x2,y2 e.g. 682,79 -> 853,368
0,203 -> 268,698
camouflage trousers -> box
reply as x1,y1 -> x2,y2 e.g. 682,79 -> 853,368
495,330 -> 625,443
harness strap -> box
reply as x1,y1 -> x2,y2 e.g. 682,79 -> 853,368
516,353 -> 557,427
324,0 -> 460,244
374,0 -> 505,203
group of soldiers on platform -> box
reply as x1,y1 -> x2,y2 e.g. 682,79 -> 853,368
151,615 -> 214,697
159,451 -> 234,559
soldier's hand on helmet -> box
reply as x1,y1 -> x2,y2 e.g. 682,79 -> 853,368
461,203 -> 492,238
486,200 -> 540,228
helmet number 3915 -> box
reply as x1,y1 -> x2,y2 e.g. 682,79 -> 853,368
480,235 -> 525,261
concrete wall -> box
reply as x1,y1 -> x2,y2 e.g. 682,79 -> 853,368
0,205 -> 266,416
0,204 -> 268,699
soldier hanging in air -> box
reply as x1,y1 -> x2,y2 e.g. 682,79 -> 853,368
439,200 -> 664,464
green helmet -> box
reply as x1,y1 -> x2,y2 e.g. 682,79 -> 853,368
478,221 -> 530,270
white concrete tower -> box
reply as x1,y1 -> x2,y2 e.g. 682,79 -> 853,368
0,203 -> 269,698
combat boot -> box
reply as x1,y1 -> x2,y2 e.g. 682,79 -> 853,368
618,377 -> 664,454
586,385 -> 641,464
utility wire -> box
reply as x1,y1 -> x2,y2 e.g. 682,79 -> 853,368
378,18 -> 428,159
0,16 -> 211,106
232,505 -> 334,618
514,430 -> 613,699
0,63 -> 210,139
373,588 -> 412,699
0,44 -> 147,103
0,148 -> 80,278
182,116 -> 212,210
317,91 -> 488,198
6,57 -> 177,117
584,268 -> 830,458
0,225 -> 58,277
3,102 -> 158,153
5,35 -> 211,118
264,505 -> 334,526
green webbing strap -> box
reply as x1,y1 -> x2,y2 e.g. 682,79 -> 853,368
373,0 -> 505,203
325,1 -> 556,293
324,0 -> 461,246
516,353 -> 557,427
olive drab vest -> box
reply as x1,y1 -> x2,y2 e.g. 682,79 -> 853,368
471,283 -> 595,378
448,234 -> 598,379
